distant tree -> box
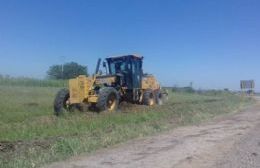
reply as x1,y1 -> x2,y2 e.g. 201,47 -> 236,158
224,88 -> 230,92
47,62 -> 88,79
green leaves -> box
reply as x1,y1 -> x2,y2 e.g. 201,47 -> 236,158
47,62 -> 88,79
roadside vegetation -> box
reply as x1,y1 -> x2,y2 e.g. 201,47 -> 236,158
0,76 -> 67,87
0,83 -> 254,168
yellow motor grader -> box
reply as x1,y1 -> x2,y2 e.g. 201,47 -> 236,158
54,55 -> 168,115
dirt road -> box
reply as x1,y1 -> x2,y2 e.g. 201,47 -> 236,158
48,99 -> 260,168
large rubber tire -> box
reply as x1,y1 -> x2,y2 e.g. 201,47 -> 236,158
95,87 -> 119,112
54,88 -> 70,116
155,90 -> 163,105
143,89 -> 155,106
155,90 -> 168,105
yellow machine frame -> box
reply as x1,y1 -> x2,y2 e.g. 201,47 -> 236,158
68,74 -> 160,105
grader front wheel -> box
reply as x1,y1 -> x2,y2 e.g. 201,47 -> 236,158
54,88 -> 70,116
96,87 -> 119,112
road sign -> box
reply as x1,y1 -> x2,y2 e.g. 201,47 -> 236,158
240,80 -> 255,89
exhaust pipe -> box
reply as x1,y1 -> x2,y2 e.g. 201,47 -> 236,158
95,58 -> 101,74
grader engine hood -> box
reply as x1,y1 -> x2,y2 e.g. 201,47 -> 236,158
142,75 -> 160,90
69,75 -> 93,104
95,75 -> 116,86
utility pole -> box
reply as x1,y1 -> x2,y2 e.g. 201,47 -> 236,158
60,56 -> 66,80
190,82 -> 193,88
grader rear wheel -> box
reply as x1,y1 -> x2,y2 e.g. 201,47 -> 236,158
155,91 -> 163,105
155,90 -> 168,105
143,89 -> 155,106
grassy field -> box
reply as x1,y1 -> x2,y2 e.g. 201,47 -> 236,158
0,76 -> 67,87
0,84 -> 253,168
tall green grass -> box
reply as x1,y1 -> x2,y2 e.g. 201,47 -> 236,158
0,76 -> 67,87
0,85 -> 253,168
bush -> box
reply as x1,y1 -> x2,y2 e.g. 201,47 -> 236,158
47,62 -> 88,80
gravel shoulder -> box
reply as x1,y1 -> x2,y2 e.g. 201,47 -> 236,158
47,98 -> 260,168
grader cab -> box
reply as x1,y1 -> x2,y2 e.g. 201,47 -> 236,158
54,55 -> 168,115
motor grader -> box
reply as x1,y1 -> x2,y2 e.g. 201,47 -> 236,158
54,55 -> 168,115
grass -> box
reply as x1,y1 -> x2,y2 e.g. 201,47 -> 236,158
0,76 -> 67,87
0,85 -> 254,168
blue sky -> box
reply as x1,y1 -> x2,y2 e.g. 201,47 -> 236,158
0,0 -> 259,91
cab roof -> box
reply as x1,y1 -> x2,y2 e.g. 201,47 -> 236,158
106,54 -> 143,60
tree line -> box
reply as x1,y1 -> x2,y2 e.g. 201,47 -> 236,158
47,62 -> 88,79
